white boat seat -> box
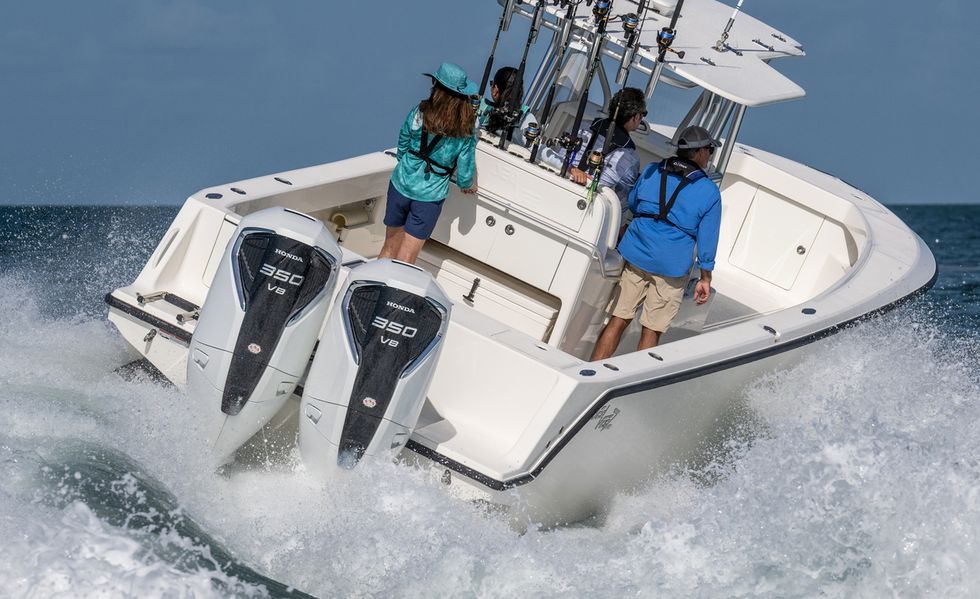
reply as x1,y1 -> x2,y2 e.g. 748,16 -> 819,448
416,240 -> 561,342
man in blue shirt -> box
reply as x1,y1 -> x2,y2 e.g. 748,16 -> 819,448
591,125 -> 722,360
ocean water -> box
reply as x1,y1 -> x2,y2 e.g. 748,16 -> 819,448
0,204 -> 978,598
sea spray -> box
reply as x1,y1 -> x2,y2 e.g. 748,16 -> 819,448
2,206 -> 980,597
593,312 -> 980,597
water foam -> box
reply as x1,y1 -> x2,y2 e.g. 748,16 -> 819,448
2,270 -> 980,597
596,312 -> 980,597
0,499 -> 256,599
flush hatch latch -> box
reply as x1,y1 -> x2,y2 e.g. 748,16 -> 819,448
463,278 -> 482,303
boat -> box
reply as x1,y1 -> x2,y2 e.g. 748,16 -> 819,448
105,0 -> 937,526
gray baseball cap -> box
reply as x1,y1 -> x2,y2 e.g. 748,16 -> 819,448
674,125 -> 722,149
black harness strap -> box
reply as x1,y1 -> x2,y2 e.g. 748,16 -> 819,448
634,157 -> 705,238
657,162 -> 690,219
409,128 -> 457,177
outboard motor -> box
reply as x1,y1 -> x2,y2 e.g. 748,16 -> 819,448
300,259 -> 451,473
188,207 -> 342,463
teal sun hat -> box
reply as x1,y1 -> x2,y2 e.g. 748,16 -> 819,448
424,62 -> 478,97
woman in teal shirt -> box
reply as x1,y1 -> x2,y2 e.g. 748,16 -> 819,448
380,62 -> 479,264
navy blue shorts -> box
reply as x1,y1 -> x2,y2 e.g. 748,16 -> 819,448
383,182 -> 445,240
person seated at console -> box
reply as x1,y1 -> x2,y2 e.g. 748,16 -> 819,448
477,66 -> 538,146
539,87 -> 645,218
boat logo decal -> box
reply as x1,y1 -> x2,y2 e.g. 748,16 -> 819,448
592,405 -> 621,432
274,248 -> 305,263
386,301 -> 416,314
247,343 -> 262,354
363,397 -> 377,408
371,316 -> 419,338
260,263 -> 305,286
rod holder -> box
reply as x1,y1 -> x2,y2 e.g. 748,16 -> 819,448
176,310 -> 200,324
501,0 -> 517,31
331,210 -> 370,230
136,291 -> 167,306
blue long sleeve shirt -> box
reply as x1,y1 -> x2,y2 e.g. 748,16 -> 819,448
618,161 -> 722,278
391,106 -> 476,202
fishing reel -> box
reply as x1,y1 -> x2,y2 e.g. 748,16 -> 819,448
544,132 -> 583,154
488,105 -> 523,130
586,150 -> 604,174
656,27 -> 686,59
487,105 -> 525,148
622,12 -> 639,35
592,0 -> 611,21
657,27 -> 675,53
469,94 -> 484,120
524,122 -> 542,147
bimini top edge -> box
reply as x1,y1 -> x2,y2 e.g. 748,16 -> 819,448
512,0 -> 806,107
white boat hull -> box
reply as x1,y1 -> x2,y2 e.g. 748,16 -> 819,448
104,135 -> 935,526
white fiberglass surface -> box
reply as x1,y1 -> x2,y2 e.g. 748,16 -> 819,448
3,207 -> 968,597
729,188 -> 825,290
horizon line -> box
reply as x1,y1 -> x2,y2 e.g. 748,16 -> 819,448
1,201 -> 979,209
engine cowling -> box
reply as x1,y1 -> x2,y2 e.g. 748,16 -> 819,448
188,207 -> 342,463
300,259 -> 451,472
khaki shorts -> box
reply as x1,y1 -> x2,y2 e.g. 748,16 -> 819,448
609,263 -> 687,332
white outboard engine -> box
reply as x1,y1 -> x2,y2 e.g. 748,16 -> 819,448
300,259 -> 451,473
188,207 -> 342,463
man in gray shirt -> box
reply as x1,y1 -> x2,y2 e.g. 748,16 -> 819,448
540,87 -> 645,215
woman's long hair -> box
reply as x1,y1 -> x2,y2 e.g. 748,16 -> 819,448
420,84 -> 474,139
492,66 -> 523,105
485,66 -> 523,134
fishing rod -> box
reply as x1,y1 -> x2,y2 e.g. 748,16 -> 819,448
584,0 -> 650,202
614,3 -> 645,86
527,0 -> 581,164
479,0 -> 518,97
644,0 -> 686,99
714,0 -> 745,54
559,0 -> 613,178
495,0 -> 547,149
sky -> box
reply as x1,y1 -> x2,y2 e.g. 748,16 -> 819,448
0,0 -> 976,206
